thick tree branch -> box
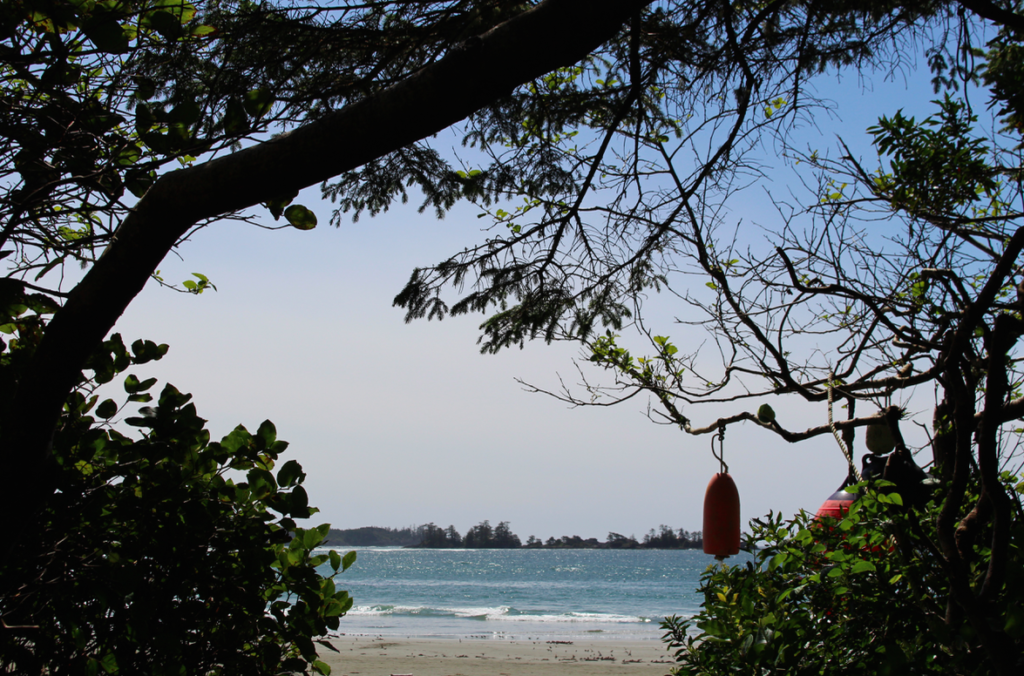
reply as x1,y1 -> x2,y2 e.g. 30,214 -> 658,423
957,0 -> 1024,35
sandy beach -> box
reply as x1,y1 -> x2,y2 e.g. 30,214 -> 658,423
318,636 -> 677,676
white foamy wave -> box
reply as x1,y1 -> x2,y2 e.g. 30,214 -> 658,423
345,604 -> 648,624
346,604 -> 392,616
347,604 -> 509,618
491,611 -> 650,624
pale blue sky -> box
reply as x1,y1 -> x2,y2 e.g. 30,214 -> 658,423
103,62 -> 952,542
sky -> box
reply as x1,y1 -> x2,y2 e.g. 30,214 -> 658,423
99,60 -> 950,543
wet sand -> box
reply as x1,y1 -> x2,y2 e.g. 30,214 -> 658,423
318,636 -> 676,676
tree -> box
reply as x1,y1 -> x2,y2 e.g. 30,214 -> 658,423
644,524 -> 679,548
493,520 -> 522,548
0,294 -> 355,674
517,12 -> 1024,676
417,522 -> 448,547
2,0 -> 644,667
1,0 -> 650,566
676,529 -> 700,549
605,532 -> 639,548
463,519 -> 495,547
672,94 -> 1023,672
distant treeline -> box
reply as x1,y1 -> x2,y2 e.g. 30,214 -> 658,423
325,522 -> 702,550
324,525 -> 423,547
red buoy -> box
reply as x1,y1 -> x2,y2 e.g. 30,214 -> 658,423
815,488 -> 856,521
813,487 -> 890,555
703,472 -> 740,559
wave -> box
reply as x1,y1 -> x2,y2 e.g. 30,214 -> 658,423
347,604 -> 652,624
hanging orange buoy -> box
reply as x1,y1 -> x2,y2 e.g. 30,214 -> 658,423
703,472 -> 740,559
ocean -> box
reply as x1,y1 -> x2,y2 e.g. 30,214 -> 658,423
316,547 -> 754,641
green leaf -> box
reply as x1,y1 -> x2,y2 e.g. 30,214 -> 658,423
142,9 -> 185,39
135,102 -> 157,133
183,272 -> 215,294
325,598 -> 348,617
277,459 -> 304,487
168,99 -> 200,126
133,76 -> 158,101
96,399 -> 118,419
338,593 -> 353,614
1004,606 -> 1024,639
329,549 -> 342,572
247,468 -> 277,499
256,420 -> 277,452
125,168 -> 157,197
125,414 -> 156,428
303,528 -> 322,550
698,618 -> 728,636
82,15 -> 130,53
851,560 -> 877,574
243,88 -> 274,119
124,374 -> 158,393
222,97 -> 249,134
284,205 -> 317,230
98,652 -> 118,673
342,550 -> 357,571
290,485 -> 309,514
131,339 -> 169,364
116,144 -> 142,167
264,190 -> 298,220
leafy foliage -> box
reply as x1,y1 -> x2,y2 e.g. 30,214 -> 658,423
390,0 -> 949,352
664,478 -> 1024,675
868,97 -> 999,216
2,0 -> 220,276
0,291 -> 353,675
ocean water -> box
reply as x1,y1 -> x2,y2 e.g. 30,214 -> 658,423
316,547 -> 754,641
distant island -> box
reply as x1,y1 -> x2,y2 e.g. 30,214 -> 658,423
325,521 -> 703,550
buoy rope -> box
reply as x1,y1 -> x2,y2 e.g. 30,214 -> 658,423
828,373 -> 862,483
711,422 -> 728,474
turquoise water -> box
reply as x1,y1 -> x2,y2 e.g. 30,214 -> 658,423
316,547 -> 753,641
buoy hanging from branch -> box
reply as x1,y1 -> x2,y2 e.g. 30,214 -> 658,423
703,424 -> 740,560
865,423 -> 895,454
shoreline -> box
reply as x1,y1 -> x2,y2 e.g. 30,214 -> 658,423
319,635 -> 677,675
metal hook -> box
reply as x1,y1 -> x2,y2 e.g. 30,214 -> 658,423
711,422 -> 728,474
